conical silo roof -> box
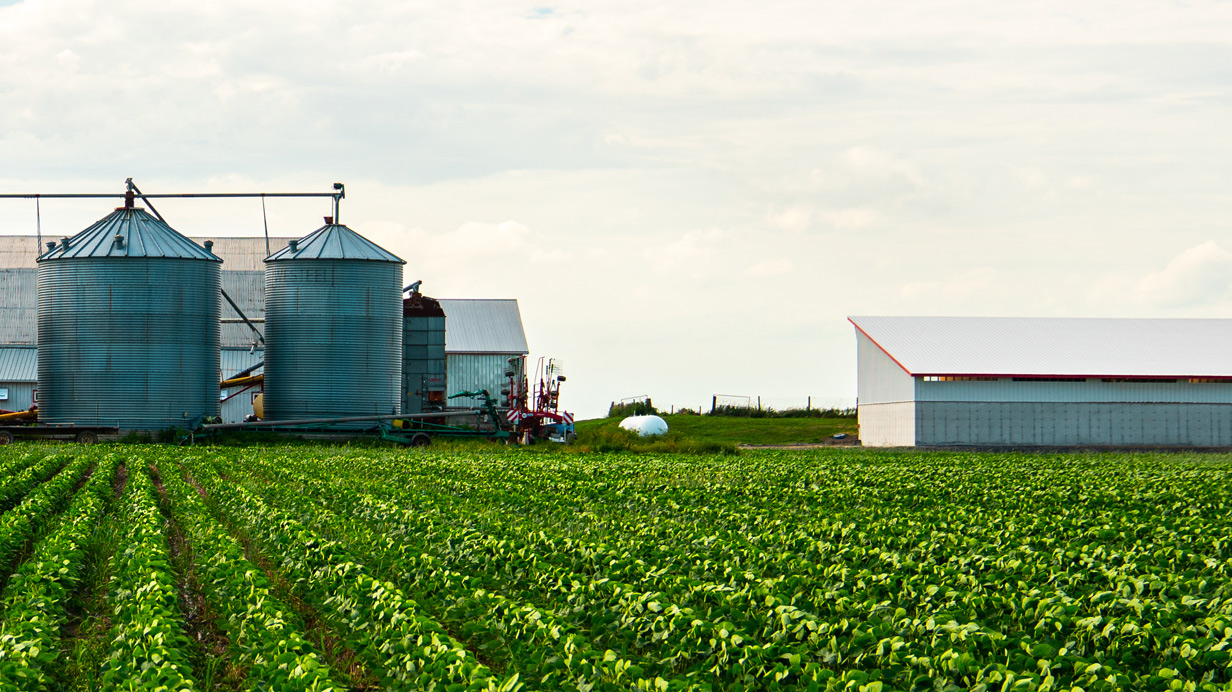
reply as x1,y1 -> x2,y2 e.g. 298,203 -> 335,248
37,207 -> 221,262
265,223 -> 404,263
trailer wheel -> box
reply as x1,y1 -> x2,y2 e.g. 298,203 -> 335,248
409,433 -> 431,447
75,431 -> 98,445
0,432 -> 12,445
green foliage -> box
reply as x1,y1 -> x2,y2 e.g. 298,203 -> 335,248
155,454 -> 343,691
99,462 -> 198,690
709,404 -> 856,419
608,399 -> 658,418
576,413 -> 858,446
3,445 -> 1232,691
0,451 -> 116,692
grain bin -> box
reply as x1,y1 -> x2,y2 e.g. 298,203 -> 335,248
37,204 -> 222,430
263,222 -> 404,424
402,287 -> 446,415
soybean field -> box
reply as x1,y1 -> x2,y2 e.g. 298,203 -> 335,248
0,446 -> 1230,692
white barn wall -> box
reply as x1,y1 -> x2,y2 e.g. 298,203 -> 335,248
855,332 -> 917,446
856,332 -> 915,405
858,402 -> 915,446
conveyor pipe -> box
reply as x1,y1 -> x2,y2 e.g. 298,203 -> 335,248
200,410 -> 481,432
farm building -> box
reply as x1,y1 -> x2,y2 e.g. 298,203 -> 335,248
851,315 -> 1232,447
438,299 -> 529,405
0,235 -> 529,423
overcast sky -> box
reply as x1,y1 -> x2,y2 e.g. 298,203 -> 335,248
2,0 -> 1231,418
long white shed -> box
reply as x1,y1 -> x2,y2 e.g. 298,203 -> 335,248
851,316 -> 1232,447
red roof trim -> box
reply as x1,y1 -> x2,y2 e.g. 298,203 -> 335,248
849,318 -> 913,376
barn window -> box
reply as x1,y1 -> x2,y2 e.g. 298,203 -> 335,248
1188,378 -> 1232,384
922,376 -> 998,382
1101,378 -> 1177,383
1011,377 -> 1087,382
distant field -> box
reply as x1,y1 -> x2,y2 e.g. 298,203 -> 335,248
575,413 -> 858,446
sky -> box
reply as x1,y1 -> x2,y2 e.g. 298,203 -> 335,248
2,0 -> 1231,419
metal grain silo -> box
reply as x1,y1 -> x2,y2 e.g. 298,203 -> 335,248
263,222 -> 404,425
402,287 -> 446,415
37,204 -> 222,431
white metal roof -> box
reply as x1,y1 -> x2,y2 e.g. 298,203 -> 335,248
850,316 -> 1232,378
440,299 -> 529,354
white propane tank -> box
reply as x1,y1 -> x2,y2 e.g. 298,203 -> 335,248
619,414 -> 669,437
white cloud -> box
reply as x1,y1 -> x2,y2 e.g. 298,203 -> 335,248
2,0 -> 1232,416
1123,242 -> 1232,306
745,258 -> 793,277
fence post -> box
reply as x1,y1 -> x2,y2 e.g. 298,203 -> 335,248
711,395 -> 716,414
807,396 -> 811,411
757,396 -> 761,411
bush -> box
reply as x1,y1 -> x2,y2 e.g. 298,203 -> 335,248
708,405 -> 855,419
608,399 -> 658,418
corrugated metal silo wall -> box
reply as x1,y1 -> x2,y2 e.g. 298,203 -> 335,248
446,354 -> 517,407
264,260 -> 402,424
37,258 -> 221,430
403,314 -> 446,415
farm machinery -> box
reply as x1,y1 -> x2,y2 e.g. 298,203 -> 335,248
501,356 -> 576,444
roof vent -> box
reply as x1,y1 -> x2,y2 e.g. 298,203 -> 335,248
60,237 -> 70,249
114,234 -> 125,250
288,239 -> 298,252
203,240 -> 214,253
46,241 -> 56,251
323,216 -> 334,225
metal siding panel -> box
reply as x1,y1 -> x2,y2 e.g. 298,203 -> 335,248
264,259 -> 403,425
0,382 -> 35,411
403,311 -> 446,415
446,354 -> 514,405
37,257 -> 220,430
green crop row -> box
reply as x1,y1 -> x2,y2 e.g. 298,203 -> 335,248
155,454 -> 344,692
0,452 -> 70,513
1,444 -> 1230,692
0,451 -> 117,692
183,457 -> 518,692
99,460 -> 198,691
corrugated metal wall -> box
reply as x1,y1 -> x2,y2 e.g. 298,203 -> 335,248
0,269 -> 37,344
264,260 -> 403,422
916,378 -> 1232,403
221,271 -> 267,348
38,257 -> 221,430
220,348 -> 264,423
856,332 -> 915,405
447,354 -> 515,405
0,382 -> 35,411
403,315 -> 446,415
916,401 -> 1232,446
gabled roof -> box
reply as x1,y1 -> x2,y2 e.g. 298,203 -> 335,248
440,299 -> 528,354
849,316 -> 1232,378
39,208 -> 221,262
266,224 -> 403,263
